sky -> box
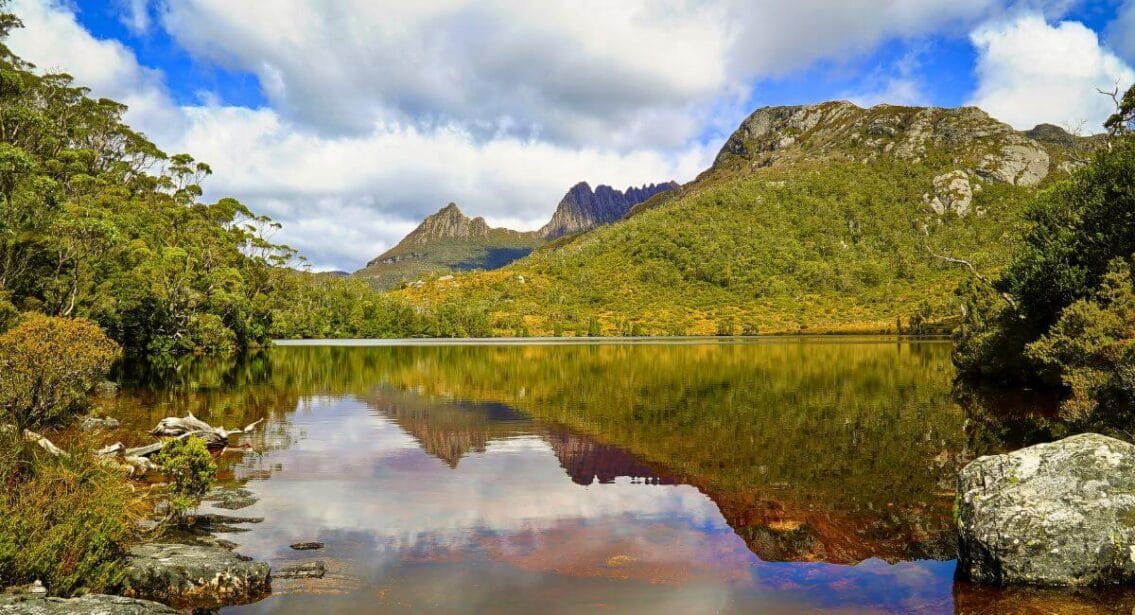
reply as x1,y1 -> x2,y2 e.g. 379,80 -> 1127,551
5,1 -> 1135,271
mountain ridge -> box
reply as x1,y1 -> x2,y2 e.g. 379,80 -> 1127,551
396,100 -> 1099,335
356,180 -> 677,288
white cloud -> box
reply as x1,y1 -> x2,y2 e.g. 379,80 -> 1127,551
168,105 -> 715,267
969,12 -> 1135,131
157,0 -> 1009,148
117,0 -> 152,35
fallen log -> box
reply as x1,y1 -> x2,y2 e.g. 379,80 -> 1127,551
129,414 -> 265,458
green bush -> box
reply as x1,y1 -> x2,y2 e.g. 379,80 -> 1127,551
155,436 -> 217,522
0,432 -> 138,595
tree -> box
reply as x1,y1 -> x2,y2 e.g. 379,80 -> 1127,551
0,314 -> 120,437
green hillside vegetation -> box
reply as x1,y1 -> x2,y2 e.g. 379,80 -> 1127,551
955,85 -> 1135,425
400,103 -> 1087,336
358,235 -> 542,290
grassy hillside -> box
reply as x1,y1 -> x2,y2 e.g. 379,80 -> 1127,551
396,102 -> 1088,336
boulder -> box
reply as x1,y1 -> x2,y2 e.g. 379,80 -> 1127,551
926,170 -> 976,216
0,594 -> 176,614
120,543 -> 270,609
956,433 -> 1135,586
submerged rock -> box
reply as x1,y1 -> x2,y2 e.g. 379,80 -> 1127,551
0,594 -> 176,614
956,433 -> 1135,586
79,415 -> 120,431
121,543 -> 270,609
275,560 -> 326,579
289,541 -> 324,551
203,486 -> 258,510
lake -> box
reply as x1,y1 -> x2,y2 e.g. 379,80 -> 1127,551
103,339 -> 1135,613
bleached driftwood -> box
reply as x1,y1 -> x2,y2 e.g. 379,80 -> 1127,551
127,412 -> 264,458
1,425 -> 70,458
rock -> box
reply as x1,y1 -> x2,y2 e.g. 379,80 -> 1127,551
79,415 -> 119,431
956,433 -> 1135,586
289,541 -> 324,550
121,543 -> 270,609
275,560 -> 326,579
977,143 -> 1050,187
926,170 -> 976,216
203,486 -> 258,510
0,594 -> 176,614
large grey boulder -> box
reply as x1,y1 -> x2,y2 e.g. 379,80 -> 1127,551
120,543 -> 270,609
0,594 -> 175,614
956,432 -> 1135,585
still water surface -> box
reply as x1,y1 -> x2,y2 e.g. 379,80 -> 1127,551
104,339 -> 1135,613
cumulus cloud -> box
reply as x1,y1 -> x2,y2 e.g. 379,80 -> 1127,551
157,0 -> 1008,148
969,12 -> 1135,131
167,105 -> 715,267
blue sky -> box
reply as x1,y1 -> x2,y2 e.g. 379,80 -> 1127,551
6,0 -> 1135,270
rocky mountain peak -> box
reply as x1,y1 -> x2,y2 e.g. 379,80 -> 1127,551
401,203 -> 491,247
710,101 -> 1095,217
539,180 -> 678,240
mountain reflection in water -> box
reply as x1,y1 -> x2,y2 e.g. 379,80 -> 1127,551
99,340 -> 1135,613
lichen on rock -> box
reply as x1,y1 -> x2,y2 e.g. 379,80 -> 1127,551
956,433 -> 1135,586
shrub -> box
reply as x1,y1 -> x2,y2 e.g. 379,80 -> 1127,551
0,432 -> 139,595
155,436 -> 217,522
0,315 -> 121,437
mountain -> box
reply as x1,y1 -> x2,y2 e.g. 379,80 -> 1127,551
538,181 -> 678,239
356,181 -> 676,289
356,203 -> 542,289
399,101 -> 1096,335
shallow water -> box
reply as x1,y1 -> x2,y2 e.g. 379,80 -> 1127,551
103,339 -> 1135,613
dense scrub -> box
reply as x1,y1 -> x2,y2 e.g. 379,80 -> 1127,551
0,432 -> 141,595
0,314 -> 139,595
955,86 -> 1135,423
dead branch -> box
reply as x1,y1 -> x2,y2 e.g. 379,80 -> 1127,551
924,243 -> 1020,314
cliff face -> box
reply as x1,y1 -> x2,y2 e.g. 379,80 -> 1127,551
538,181 -> 678,240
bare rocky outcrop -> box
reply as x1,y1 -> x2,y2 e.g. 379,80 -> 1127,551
538,181 -> 678,239
925,170 -> 979,216
956,433 -> 1135,586
120,543 -> 271,609
711,101 -> 1092,218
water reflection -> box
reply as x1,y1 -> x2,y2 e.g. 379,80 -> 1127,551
97,340 -> 1133,613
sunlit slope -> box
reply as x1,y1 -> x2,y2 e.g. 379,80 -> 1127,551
399,102 -> 1091,335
